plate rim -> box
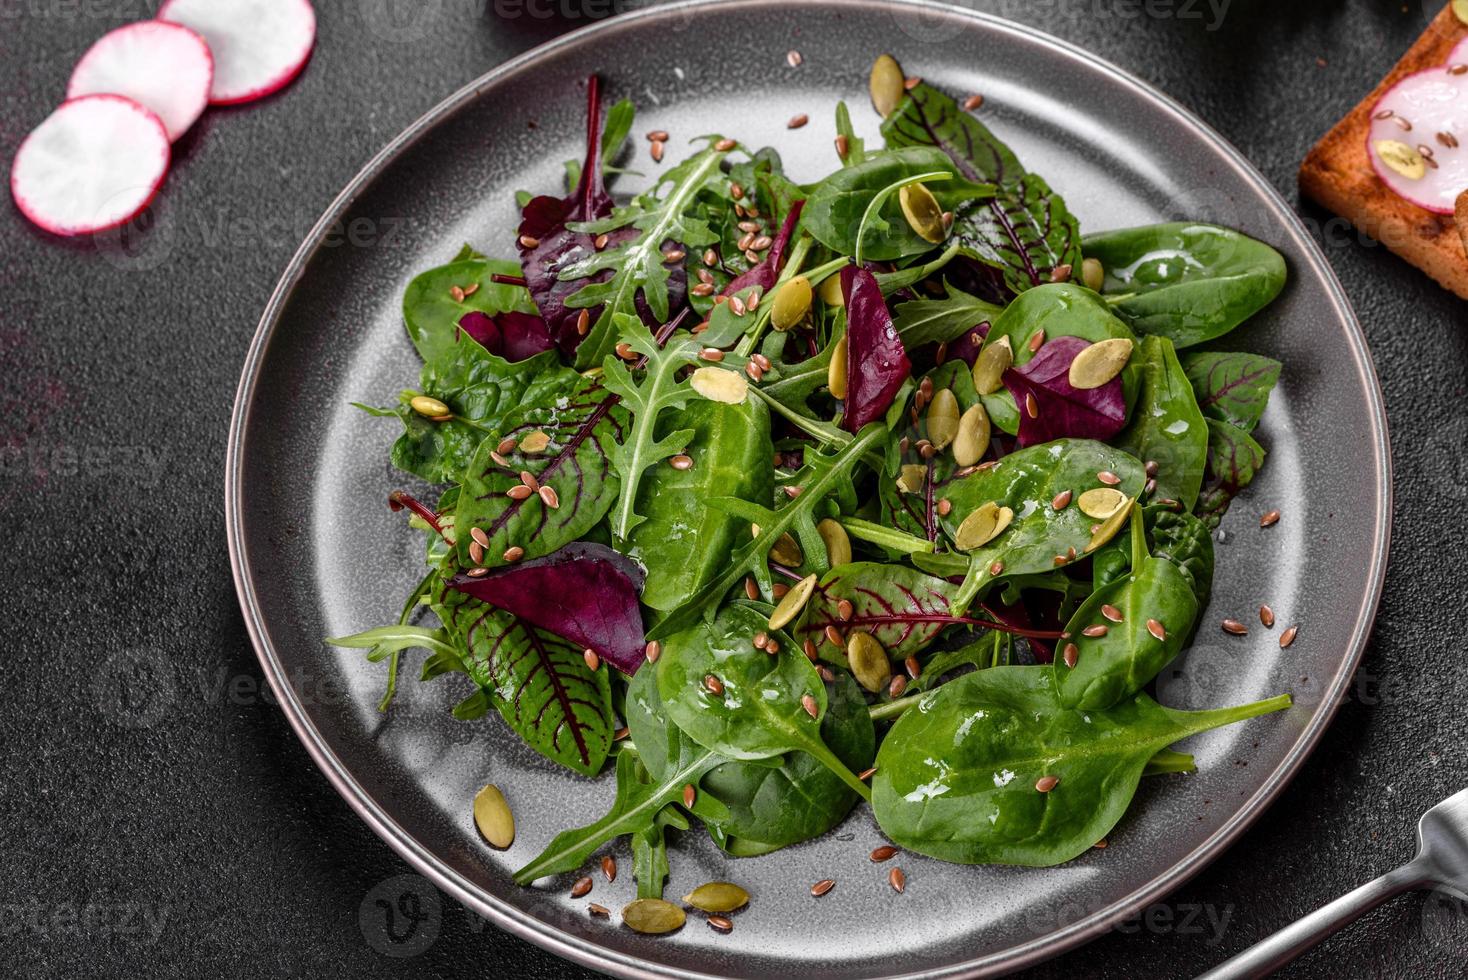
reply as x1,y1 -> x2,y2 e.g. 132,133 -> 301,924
224,1 -> 1393,976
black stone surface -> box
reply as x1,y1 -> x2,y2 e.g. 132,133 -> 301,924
2,1 -> 1464,977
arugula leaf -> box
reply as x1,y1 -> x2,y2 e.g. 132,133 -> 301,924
1179,350 -> 1281,433
1081,222 -> 1287,348
881,80 -> 1081,292
890,281 -> 1003,349
435,585 -> 614,776
561,145 -> 728,368
600,317 -> 701,543
1115,335 -> 1209,510
872,664 -> 1290,866
1195,418 -> 1266,528
645,423 -> 888,641
454,375 -> 625,569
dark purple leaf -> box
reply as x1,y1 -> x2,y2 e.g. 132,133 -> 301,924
840,265 -> 911,433
447,541 -> 647,676
721,199 -> 805,297
456,310 -> 556,363
942,320 -> 989,367
1002,336 -> 1125,447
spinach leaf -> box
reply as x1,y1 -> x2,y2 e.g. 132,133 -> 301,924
561,145 -> 727,368
1055,513 -> 1200,709
435,586 -> 614,776
454,375 -> 624,569
881,80 -> 1081,291
1115,335 -> 1209,509
890,281 -> 1002,349
1093,504 -> 1215,611
401,255 -> 540,370
599,318 -> 701,544
1179,350 -> 1281,433
1195,418 -> 1266,528
626,395 -> 773,611
1081,222 -> 1286,348
381,345 -> 579,485
655,603 -> 871,800
645,423 -> 887,641
803,146 -> 989,261
984,283 -> 1138,366
928,438 -> 1147,580
795,562 -> 961,661
872,664 -> 1290,866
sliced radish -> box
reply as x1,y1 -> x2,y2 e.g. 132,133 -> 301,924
1367,64 -> 1468,214
67,21 -> 213,142
11,95 -> 170,237
158,0 -> 315,106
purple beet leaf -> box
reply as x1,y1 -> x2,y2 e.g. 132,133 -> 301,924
446,541 -> 647,676
456,310 -> 556,362
1002,335 -> 1126,447
841,265 -> 911,433
722,199 -> 805,297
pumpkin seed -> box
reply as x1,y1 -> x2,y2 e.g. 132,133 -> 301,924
827,336 -> 848,398
818,272 -> 845,307
472,783 -> 514,848
817,518 -> 853,567
847,631 -> 892,694
925,388 -> 960,450
1456,0 -> 1468,25
771,275 -> 813,331
682,881 -> 750,913
1067,337 -> 1133,390
1081,257 -> 1104,292
766,530 -> 802,567
896,463 -> 928,494
1373,139 -> 1426,180
518,429 -> 551,453
1077,487 -> 1126,519
898,182 -> 946,244
869,54 -> 905,118
690,366 -> 749,404
622,898 -> 686,935
954,501 -> 1014,551
952,403 -> 990,466
972,336 -> 1013,395
769,574 -> 818,630
1084,496 -> 1135,553
410,395 -> 451,418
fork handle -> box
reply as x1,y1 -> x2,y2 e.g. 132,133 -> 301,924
1195,860 -> 1429,980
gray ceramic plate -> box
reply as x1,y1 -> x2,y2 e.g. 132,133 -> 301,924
225,1 -> 1391,976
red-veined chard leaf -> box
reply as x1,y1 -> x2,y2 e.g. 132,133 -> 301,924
454,374 -> 625,569
456,310 -> 556,362
1002,336 -> 1126,447
795,562 -> 959,661
1195,418 -> 1266,528
841,265 -> 911,433
880,79 -> 1082,294
1179,350 -> 1281,433
435,584 -> 614,776
446,541 -> 647,676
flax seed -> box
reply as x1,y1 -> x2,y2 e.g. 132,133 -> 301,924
1097,471 -> 1121,486
1035,775 -> 1060,793
786,49 -> 802,67
1062,642 -> 1078,668
588,903 -> 610,917
1260,509 -> 1280,527
788,113 -> 809,129
507,485 -> 533,500
683,784 -> 696,808
503,546 -> 524,562
963,93 -> 984,111
1259,604 -> 1275,628
801,694 -> 819,718
670,454 -> 694,470
1146,619 -> 1166,641
645,640 -> 661,663
571,876 -> 593,898
858,767 -> 877,781
1279,626 -> 1299,648
1221,619 -> 1248,635
646,129 -> 669,142
1052,490 -> 1072,510
704,674 -> 724,695
714,137 -> 737,151
837,599 -> 854,621
470,527 -> 490,549
889,867 -> 906,892
538,485 -> 560,509
811,879 -> 835,897
825,625 -> 845,648
905,656 -> 920,679
835,134 -> 849,158
519,470 -> 539,492
497,436 -> 518,456
707,915 -> 733,933
651,140 -> 665,162
576,309 -> 590,335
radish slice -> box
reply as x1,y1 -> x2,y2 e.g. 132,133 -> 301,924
158,0 -> 315,106
1367,64 -> 1468,214
66,21 -> 213,142
10,95 -> 170,237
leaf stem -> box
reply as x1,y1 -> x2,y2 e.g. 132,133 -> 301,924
869,694 -> 922,721
840,517 -> 935,554
854,169 -> 952,268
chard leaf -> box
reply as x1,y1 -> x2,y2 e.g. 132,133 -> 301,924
599,317 -> 701,544
454,375 -> 624,569
402,255 -> 540,370
841,266 -> 911,433
872,664 -> 1290,866
1002,335 -> 1127,448
435,586 -> 614,776
560,144 -> 728,368
445,542 -> 647,676
1179,350 -> 1282,433
1195,418 -> 1266,528
456,310 -> 556,363
795,562 -> 961,661
881,80 -> 1081,292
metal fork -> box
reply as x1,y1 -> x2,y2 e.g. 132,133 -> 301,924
1197,787 -> 1468,979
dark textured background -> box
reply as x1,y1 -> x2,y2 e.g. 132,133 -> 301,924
2,0 -> 1465,976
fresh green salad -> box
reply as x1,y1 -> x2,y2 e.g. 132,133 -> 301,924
332,56 -> 1294,929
